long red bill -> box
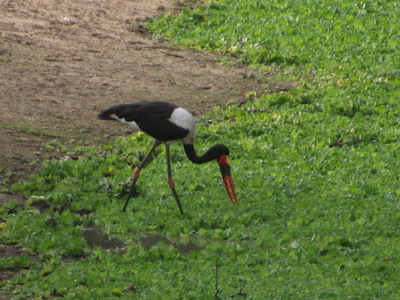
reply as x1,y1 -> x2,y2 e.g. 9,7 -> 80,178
222,175 -> 238,204
218,155 -> 238,204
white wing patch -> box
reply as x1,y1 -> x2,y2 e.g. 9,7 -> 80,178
169,107 -> 196,144
110,113 -> 140,132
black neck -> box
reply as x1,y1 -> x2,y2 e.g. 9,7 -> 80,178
183,144 -> 229,164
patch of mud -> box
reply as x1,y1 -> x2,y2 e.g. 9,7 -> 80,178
81,228 -> 204,254
81,228 -> 126,251
0,191 -> 24,207
0,243 -> 35,283
137,233 -> 204,254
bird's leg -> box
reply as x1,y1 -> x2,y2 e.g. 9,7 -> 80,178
122,140 -> 160,212
165,144 -> 184,215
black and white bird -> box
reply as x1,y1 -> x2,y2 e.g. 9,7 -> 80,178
98,101 -> 238,214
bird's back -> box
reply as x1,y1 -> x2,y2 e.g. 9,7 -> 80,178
98,101 -> 195,143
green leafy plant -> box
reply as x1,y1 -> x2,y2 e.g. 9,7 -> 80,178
0,255 -> 36,270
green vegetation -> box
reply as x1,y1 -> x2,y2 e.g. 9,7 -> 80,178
0,122 -> 60,138
1,0 -> 400,298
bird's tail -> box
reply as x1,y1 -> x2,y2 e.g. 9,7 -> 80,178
98,104 -> 128,121
98,109 -> 116,120
98,104 -> 140,122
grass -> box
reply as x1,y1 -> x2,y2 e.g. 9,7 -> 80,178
0,122 -> 61,138
1,0 -> 400,298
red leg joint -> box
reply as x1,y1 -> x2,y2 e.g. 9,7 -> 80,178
133,169 -> 141,181
168,178 -> 175,189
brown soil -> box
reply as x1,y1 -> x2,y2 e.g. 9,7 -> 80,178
0,0 -> 295,192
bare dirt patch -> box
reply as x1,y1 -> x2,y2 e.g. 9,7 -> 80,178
0,0 -> 294,187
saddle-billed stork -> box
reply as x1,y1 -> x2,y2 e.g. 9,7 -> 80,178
98,101 -> 238,214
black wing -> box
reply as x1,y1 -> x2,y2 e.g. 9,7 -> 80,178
98,101 -> 190,141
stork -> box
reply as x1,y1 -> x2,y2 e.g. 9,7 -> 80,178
98,101 -> 238,214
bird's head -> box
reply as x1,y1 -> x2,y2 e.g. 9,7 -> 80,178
215,145 -> 238,204
183,143 -> 238,204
